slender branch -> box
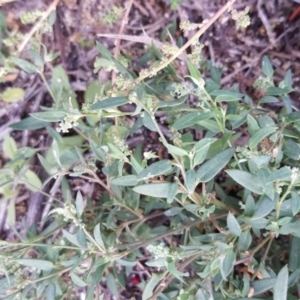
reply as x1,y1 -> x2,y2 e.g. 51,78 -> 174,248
17,0 -> 60,54
137,0 -> 237,82
112,0 -> 134,84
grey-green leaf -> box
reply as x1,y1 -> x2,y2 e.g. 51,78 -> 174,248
262,55 -> 274,77
16,259 -> 53,270
137,160 -> 172,180
90,96 -> 128,110
70,272 -> 87,287
133,183 -> 172,198
10,117 -> 48,130
227,212 -> 241,236
274,265 -> 288,300
11,57 -> 37,73
197,148 -> 234,183
111,175 -> 138,186
226,170 -> 264,195
173,112 -> 213,130
248,126 -> 277,149
31,111 -> 67,122
93,224 -> 105,249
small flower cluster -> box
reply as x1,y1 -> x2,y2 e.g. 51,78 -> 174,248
147,242 -> 180,259
230,7 -> 251,29
20,10 -> 43,25
103,5 -> 123,25
161,43 -> 179,57
57,110 -> 82,133
51,202 -> 84,228
187,43 -> 204,65
179,20 -> 199,31
170,127 -> 183,147
171,82 -> 193,98
253,76 -> 273,91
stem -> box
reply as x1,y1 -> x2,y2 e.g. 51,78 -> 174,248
17,0 -> 60,54
276,182 -> 294,220
39,71 -> 57,103
137,0 -> 237,83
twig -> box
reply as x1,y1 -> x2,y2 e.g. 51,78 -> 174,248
17,0 -> 60,54
112,0 -> 134,84
137,0 -> 238,83
257,0 -> 276,45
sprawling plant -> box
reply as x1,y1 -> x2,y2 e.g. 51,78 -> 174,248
0,1 -> 299,299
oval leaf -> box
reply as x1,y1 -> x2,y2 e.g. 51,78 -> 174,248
90,96 -> 128,110
274,265 -> 288,300
227,212 -> 241,236
111,175 -> 138,186
16,259 -> 53,270
1,88 -> 25,102
133,183 -> 172,198
226,170 -> 264,195
137,160 -> 172,180
249,126 -> 277,149
197,148 -> 234,183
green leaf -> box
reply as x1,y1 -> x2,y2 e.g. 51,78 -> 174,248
266,86 -> 292,96
10,117 -> 48,130
11,57 -> 37,73
210,89 -> 244,102
133,183 -> 172,198
165,257 -> 187,283
262,55 -> 274,77
86,263 -> 109,300
94,224 -> 105,249
75,191 -> 84,217
46,284 -> 55,300
90,96 -> 128,110
291,192 -> 300,216
70,272 -> 87,287
238,230 -> 252,251
289,236 -> 300,271
267,167 -> 292,183
247,114 -> 259,136
252,278 -> 276,295
248,126 -> 277,149
142,112 -> 157,132
96,41 -> 112,59
142,273 -> 164,300
1,88 -> 25,102
89,139 -> 106,162
225,170 -> 264,195
193,138 -> 217,166
185,169 -> 196,193
30,111 -> 67,122
107,273 -> 119,297
187,59 -> 201,80
283,139 -> 300,160
227,212 -> 241,236
24,169 -> 42,192
253,196 -> 275,218
111,175 -> 138,186
167,182 -> 178,203
221,250 -> 235,280
173,112 -> 213,130
258,96 -> 279,104
76,228 -> 87,248
286,111 -> 300,123
16,259 -> 53,270
62,229 -> 82,248
2,134 -> 17,160
165,143 -> 188,156
197,148 -> 234,183
137,160 -> 172,180
274,265 -> 288,300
